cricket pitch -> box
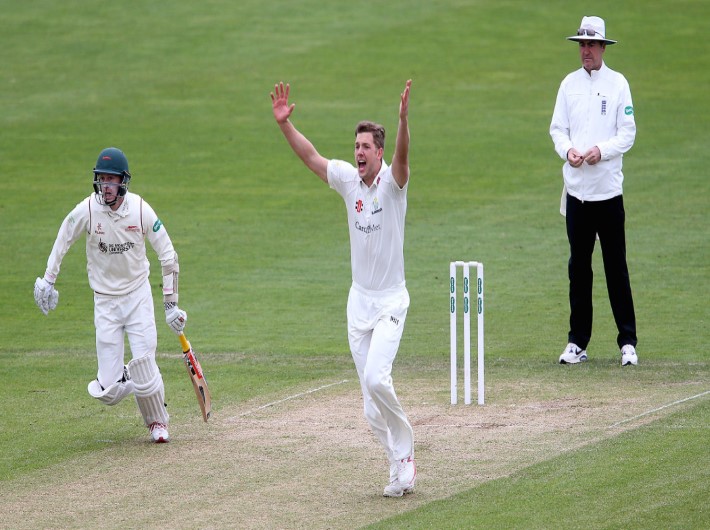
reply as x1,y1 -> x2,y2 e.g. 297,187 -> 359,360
1,364 -> 706,529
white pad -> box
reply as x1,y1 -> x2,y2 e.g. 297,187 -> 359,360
87,378 -> 134,406
128,355 -> 169,426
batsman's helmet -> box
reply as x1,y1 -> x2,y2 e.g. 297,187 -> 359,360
92,147 -> 131,206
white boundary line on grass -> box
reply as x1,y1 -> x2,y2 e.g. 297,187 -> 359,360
608,389 -> 710,429
232,379 -> 350,419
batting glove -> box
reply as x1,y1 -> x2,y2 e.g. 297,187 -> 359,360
34,276 -> 59,315
165,303 -> 187,334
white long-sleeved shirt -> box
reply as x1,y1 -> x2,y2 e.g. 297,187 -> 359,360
327,159 -> 407,292
550,62 -> 636,201
44,192 -> 177,295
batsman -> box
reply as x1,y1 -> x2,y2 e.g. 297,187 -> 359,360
33,147 -> 188,443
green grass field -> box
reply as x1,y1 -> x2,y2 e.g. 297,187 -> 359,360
1,0 -> 708,528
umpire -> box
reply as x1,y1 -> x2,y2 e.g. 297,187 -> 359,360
550,16 -> 639,367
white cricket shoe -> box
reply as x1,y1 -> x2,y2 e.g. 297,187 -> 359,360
621,345 -> 638,366
149,422 -> 170,443
383,462 -> 403,497
383,456 -> 416,497
559,343 -> 587,364
397,456 -> 416,492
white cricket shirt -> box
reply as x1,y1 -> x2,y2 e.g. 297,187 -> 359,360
327,159 -> 407,292
550,62 -> 636,201
44,192 -> 177,295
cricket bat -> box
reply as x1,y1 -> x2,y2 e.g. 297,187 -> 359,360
178,333 -> 212,422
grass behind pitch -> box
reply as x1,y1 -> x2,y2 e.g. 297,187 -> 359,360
0,0 -> 708,527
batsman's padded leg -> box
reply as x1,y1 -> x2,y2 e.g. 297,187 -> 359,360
87,368 -> 134,406
128,355 -> 169,427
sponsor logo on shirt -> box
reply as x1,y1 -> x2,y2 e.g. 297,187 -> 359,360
153,219 -> 163,232
125,225 -> 141,233
355,199 -> 364,213
390,315 -> 399,325
625,106 -> 634,115
355,221 -> 381,234
98,239 -> 136,255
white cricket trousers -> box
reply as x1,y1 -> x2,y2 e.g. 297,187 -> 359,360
347,281 -> 414,462
94,279 -> 158,389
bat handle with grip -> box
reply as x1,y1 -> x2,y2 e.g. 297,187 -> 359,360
179,333 -> 190,353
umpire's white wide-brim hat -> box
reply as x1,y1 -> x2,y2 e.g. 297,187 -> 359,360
567,16 -> 617,45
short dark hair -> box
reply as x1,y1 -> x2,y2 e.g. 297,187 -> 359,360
355,121 -> 385,150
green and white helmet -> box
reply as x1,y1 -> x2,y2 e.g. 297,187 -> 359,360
92,147 -> 131,205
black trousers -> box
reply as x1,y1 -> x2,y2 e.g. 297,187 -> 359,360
566,194 -> 637,350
